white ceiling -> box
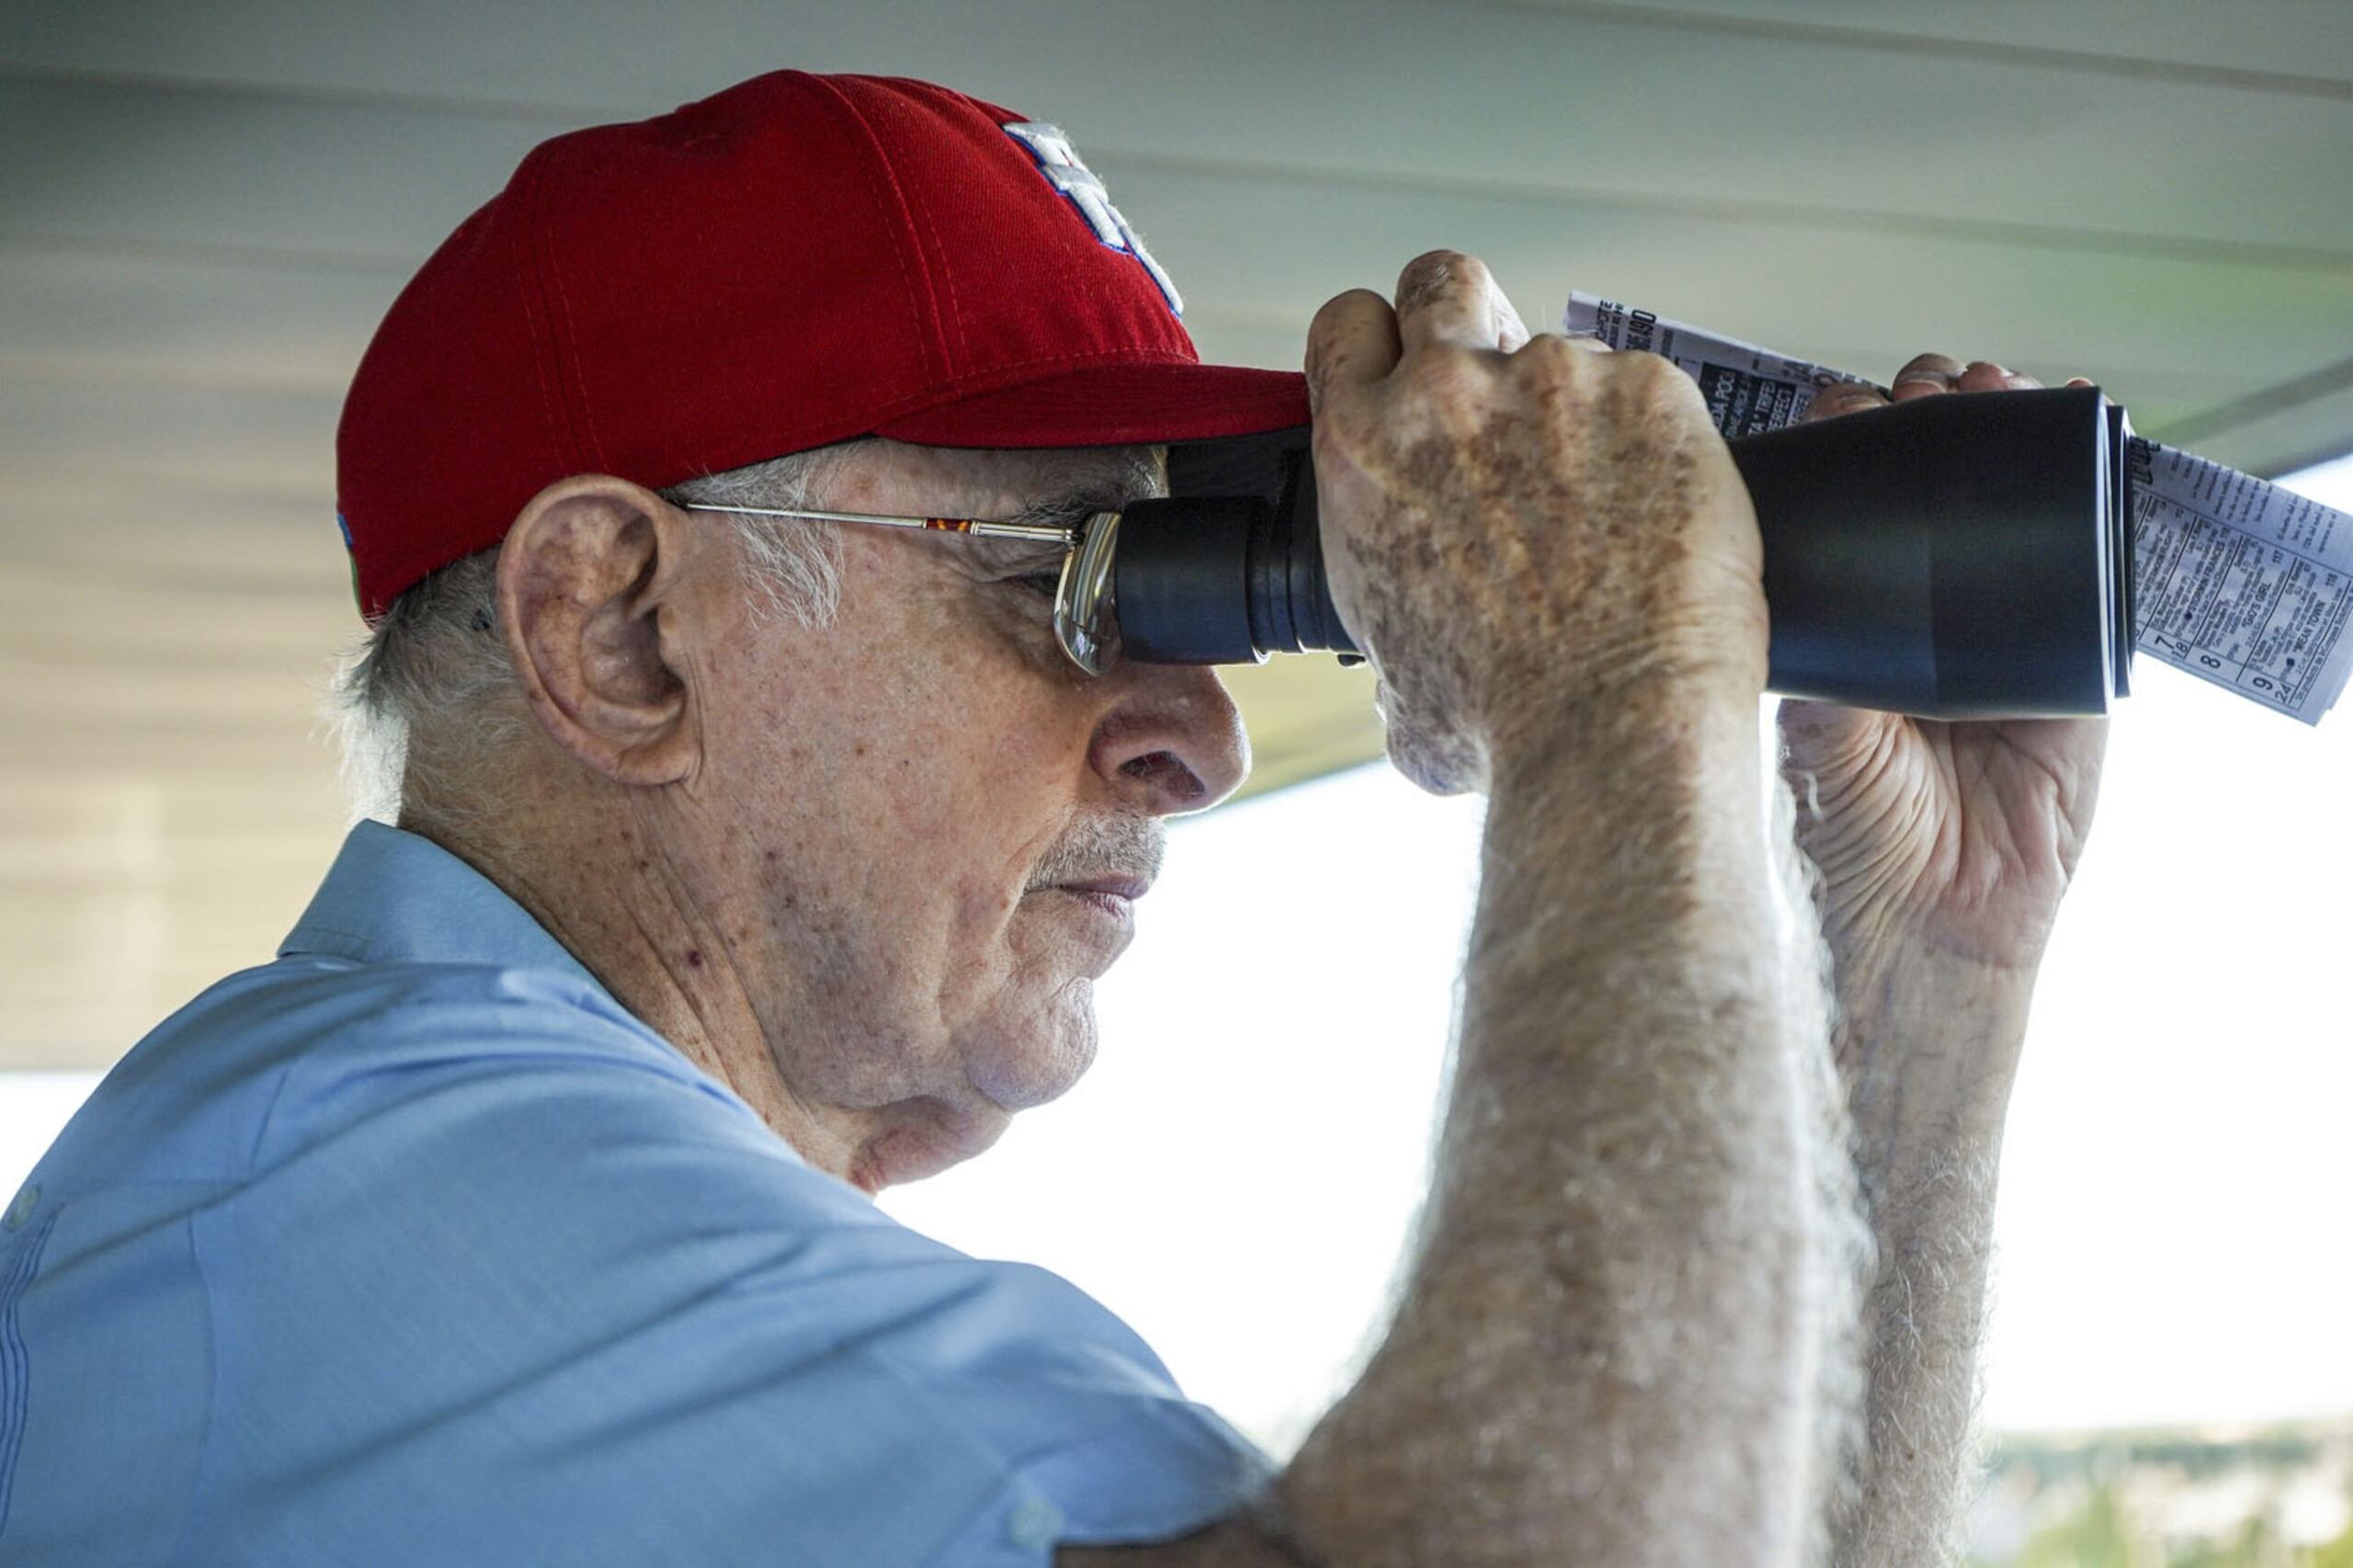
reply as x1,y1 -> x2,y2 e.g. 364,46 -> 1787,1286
5,0 -> 2350,1068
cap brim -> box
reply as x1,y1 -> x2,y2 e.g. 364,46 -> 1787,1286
874,359 -> 1310,449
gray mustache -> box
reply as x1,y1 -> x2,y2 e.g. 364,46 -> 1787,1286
1028,811 -> 1165,891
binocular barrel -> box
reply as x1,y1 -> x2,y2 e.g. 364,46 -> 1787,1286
1120,386 -> 2134,720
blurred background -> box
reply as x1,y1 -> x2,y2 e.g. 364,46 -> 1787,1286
5,4 -> 2350,1562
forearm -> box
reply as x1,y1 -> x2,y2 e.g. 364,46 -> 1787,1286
1281,693 -> 1858,1567
1827,943 -> 2037,1568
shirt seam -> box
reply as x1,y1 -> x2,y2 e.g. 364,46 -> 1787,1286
859,1335 -> 1256,1563
242,1058 -> 301,1176
278,919 -> 372,956
0,1210 -> 59,1540
161,1211 -> 222,1568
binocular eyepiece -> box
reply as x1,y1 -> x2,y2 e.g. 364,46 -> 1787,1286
1116,385 -> 2134,720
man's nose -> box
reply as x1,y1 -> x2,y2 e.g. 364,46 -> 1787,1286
1090,666 -> 1251,815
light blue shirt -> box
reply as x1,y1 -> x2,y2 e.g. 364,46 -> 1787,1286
0,823 -> 1266,1565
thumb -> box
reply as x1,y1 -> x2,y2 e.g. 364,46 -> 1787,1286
1778,698 -> 1894,786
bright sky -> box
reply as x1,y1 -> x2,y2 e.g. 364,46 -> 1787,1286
7,453 -> 2352,1450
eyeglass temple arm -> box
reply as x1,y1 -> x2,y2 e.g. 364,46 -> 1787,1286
677,502 -> 1076,545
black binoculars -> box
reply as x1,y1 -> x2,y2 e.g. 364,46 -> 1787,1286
1108,386 -> 2134,719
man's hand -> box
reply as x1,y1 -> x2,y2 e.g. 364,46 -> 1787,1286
1306,250 -> 1768,793
1789,354 -> 2110,1568
1783,356 -> 2109,997
1252,253 -> 1857,1568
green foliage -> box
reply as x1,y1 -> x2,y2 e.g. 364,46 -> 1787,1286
2013,1481 -> 2132,1568
2169,1515 -> 2279,1568
1967,1423 -> 2353,1568
2313,1511 -> 2353,1568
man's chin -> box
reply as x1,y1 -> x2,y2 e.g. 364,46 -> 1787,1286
842,999 -> 1097,1191
964,994 -> 1098,1114
845,1098 -> 1014,1193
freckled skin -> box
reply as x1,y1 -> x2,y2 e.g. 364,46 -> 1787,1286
1063,251 -> 1867,1568
454,442 -> 1247,1195
1313,321 -> 1766,796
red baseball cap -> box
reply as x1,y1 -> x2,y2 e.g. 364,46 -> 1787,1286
335,71 -> 1311,620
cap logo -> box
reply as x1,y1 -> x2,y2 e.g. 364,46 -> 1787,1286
1001,120 -> 1184,318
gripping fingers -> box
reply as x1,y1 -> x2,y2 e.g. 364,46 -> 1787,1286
1890,353 -> 1966,399
1956,359 -> 2032,392
1890,353 -> 2043,400
1305,289 -> 1404,415
1806,381 -> 1888,422
1395,250 -> 1522,356
1815,350 -> 2067,428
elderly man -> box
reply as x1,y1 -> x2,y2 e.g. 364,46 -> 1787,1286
3,72 -> 2100,1567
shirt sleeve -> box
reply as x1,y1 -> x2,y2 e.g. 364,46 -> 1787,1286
184,980 -> 1272,1567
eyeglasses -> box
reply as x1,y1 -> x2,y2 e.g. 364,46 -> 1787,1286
677,501 -> 1127,675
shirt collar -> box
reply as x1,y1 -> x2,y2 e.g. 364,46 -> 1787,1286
281,819 -> 602,986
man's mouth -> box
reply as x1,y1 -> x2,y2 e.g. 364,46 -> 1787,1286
1023,811 -> 1164,937
1054,875 -> 1151,903
1047,875 -> 1148,924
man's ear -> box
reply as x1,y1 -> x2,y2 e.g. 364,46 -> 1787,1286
495,474 -> 705,787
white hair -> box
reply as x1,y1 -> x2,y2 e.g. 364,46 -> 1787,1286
330,444 -> 855,830
330,440 -> 1164,835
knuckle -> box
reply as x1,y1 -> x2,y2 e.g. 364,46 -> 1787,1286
1444,250 -> 1493,288
1306,288 -> 1383,344
1893,352 -> 1962,383
1403,245 -> 1475,278
1506,334 -> 1605,413
1806,381 -> 1886,420
1514,331 -> 1585,371
1401,343 -> 1491,406
1396,248 -> 1488,309
1613,347 -> 1701,412
1394,251 -> 1452,305
1331,285 -> 1390,318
